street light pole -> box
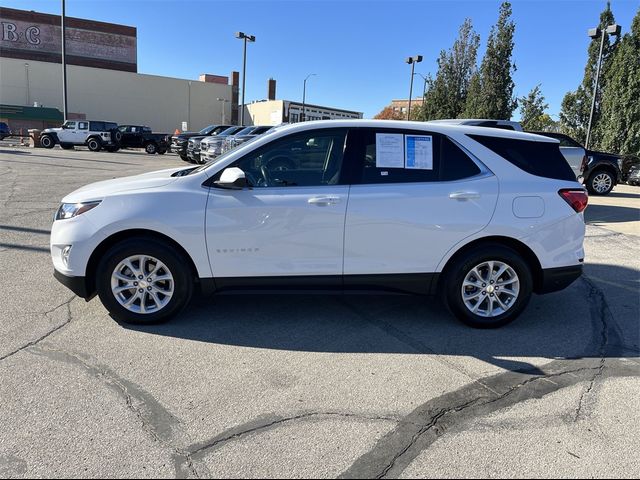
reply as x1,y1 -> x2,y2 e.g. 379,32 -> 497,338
302,73 -> 316,122
61,0 -> 68,121
405,55 -> 422,121
585,23 -> 621,149
414,72 -> 428,109
235,31 -> 256,126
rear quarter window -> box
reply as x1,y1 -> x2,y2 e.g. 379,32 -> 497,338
468,134 -> 576,181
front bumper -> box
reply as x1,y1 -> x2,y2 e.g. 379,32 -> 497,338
54,269 -> 91,299
187,149 -> 201,161
172,144 -> 187,155
537,264 -> 583,294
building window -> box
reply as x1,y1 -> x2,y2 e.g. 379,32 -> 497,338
290,113 -> 299,123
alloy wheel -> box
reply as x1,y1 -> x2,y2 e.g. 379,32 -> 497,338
592,173 -> 612,194
461,260 -> 520,318
110,255 -> 174,314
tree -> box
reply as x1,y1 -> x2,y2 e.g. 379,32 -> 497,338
374,106 -> 404,120
560,2 -> 618,146
519,84 -> 554,131
598,8 -> 640,155
415,19 -> 480,121
463,1 -> 517,119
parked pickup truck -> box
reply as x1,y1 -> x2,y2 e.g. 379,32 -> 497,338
116,125 -> 171,154
171,124 -> 234,162
529,131 -> 639,196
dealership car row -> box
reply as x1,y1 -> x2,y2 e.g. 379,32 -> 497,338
3,117 -> 637,195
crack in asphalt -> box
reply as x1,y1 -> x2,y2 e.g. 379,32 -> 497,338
24,344 -> 204,479
186,411 -> 405,461
0,295 -> 74,363
338,276 -> 637,479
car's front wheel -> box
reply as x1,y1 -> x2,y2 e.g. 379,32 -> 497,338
586,170 -> 615,195
443,245 -> 533,328
96,238 -> 194,324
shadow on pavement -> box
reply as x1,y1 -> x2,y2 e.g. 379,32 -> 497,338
119,263 -> 639,374
585,204 -> 640,224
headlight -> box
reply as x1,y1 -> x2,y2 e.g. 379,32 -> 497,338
55,201 -> 101,220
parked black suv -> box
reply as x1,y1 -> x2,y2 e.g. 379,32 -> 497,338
117,125 -> 170,154
171,124 -> 233,162
530,131 -> 638,195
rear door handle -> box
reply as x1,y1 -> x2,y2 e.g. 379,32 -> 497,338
308,196 -> 340,206
449,191 -> 481,200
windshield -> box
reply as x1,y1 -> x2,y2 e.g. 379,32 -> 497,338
198,125 -> 217,135
234,126 -> 256,136
218,126 -> 244,137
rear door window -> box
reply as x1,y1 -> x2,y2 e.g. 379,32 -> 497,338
468,134 -> 576,181
345,128 -> 481,184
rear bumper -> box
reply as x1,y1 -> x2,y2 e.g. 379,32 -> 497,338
54,269 -> 91,299
536,264 -> 583,294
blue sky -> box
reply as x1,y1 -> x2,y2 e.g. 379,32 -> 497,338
3,0 -> 638,119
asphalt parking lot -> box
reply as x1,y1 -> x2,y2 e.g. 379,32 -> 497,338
0,145 -> 638,478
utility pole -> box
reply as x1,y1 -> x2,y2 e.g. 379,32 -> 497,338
61,0 -> 69,121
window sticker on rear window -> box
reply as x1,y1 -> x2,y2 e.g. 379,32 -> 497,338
375,133 -> 404,168
405,135 -> 433,170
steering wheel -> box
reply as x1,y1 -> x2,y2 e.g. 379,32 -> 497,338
260,165 -> 273,187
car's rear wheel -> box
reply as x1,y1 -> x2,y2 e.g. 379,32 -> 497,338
96,238 -> 194,324
586,170 -> 614,195
87,137 -> 102,152
443,245 -> 533,328
40,134 -> 55,149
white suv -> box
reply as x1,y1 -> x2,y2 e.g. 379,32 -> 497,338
41,120 -> 121,152
50,120 -> 587,328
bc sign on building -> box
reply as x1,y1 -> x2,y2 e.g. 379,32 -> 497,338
0,6 -> 137,72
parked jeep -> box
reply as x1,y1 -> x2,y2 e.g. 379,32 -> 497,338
40,120 -> 121,152
117,125 -> 170,154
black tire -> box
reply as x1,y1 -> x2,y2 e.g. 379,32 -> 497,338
111,129 -> 123,144
87,137 -> 102,152
40,134 -> 55,149
104,146 -> 120,153
96,237 -> 194,325
179,154 -> 189,162
157,148 -> 166,155
442,244 -> 533,329
144,142 -> 158,154
60,143 -> 74,150
586,170 -> 615,196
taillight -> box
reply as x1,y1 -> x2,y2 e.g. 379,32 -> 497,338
580,155 -> 587,172
559,189 -> 588,213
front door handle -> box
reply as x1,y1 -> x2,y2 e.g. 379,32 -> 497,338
449,191 -> 481,200
308,196 -> 340,206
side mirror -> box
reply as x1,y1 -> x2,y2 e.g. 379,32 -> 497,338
214,167 -> 248,189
